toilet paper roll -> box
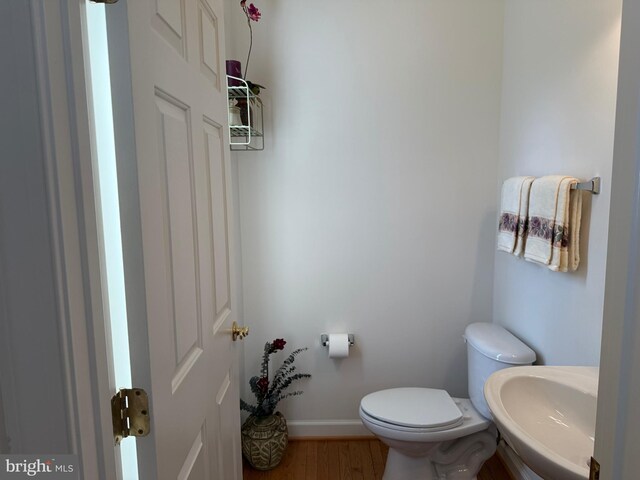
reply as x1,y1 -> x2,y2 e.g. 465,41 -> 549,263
328,333 -> 350,358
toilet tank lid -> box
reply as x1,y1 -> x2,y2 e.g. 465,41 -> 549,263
464,323 -> 536,365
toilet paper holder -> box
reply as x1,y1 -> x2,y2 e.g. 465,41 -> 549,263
320,334 -> 355,347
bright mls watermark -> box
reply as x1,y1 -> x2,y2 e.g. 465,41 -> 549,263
0,455 -> 78,480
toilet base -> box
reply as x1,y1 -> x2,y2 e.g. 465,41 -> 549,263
383,448 -> 439,480
381,429 -> 497,480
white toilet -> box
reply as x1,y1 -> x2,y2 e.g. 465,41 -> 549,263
359,322 -> 536,480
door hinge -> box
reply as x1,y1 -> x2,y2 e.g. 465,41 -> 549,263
589,456 -> 600,480
90,0 -> 119,4
111,388 -> 150,445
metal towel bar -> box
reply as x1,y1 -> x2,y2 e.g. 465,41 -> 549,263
571,177 -> 600,194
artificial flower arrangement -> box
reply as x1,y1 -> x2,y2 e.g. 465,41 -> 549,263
240,338 -> 311,417
239,0 -> 265,94
228,0 -> 265,129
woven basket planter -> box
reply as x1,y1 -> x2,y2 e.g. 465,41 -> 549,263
241,412 -> 289,470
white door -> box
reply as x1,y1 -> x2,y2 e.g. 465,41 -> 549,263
103,1 -> 243,478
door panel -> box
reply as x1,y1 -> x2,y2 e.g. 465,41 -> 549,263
154,92 -> 202,372
106,0 -> 240,477
202,120 -> 231,321
153,0 -> 187,57
214,371 -> 241,480
177,429 -> 208,480
198,2 -> 220,87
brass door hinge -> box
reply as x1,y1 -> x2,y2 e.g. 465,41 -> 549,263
589,456 -> 600,480
111,388 -> 150,445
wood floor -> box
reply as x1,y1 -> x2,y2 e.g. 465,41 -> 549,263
242,439 -> 513,480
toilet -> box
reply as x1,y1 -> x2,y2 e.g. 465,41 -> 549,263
359,322 -> 536,480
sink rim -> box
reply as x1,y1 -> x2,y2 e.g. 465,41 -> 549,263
484,365 -> 599,479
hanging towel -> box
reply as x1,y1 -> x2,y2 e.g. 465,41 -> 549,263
549,178 -> 582,272
568,184 -> 583,271
497,177 -> 533,254
514,176 -> 535,256
524,175 -> 568,265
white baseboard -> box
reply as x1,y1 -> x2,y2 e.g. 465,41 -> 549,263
287,419 -> 374,438
497,441 -> 543,480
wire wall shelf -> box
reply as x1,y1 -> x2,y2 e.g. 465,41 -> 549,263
227,75 -> 264,151
229,125 -> 263,138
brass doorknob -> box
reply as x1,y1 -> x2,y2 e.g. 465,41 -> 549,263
232,321 -> 249,341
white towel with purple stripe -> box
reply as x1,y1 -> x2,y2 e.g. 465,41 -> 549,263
524,175 -> 582,271
497,176 -> 534,255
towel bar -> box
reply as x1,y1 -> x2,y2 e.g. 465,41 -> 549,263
571,177 -> 600,194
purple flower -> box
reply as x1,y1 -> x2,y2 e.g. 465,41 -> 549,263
247,3 -> 261,22
239,0 -> 262,79
240,343 -> 310,417
257,377 -> 269,394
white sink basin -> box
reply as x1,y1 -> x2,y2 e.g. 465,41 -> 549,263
484,366 -> 598,480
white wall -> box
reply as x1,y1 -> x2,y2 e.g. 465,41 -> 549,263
493,0 -> 622,365
227,0 -> 505,431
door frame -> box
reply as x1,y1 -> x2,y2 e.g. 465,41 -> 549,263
594,0 -> 640,477
29,1 -> 117,478
28,0 -> 640,479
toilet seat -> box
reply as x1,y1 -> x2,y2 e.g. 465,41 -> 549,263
360,387 -> 463,430
359,396 -> 491,443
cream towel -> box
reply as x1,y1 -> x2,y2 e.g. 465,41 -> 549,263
524,175 -> 568,265
514,176 -> 535,256
549,178 -> 582,272
568,185 -> 583,271
497,177 -> 532,254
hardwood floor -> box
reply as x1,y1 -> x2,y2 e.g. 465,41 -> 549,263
242,439 -> 514,480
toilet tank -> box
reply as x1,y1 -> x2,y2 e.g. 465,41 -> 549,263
464,323 -> 536,419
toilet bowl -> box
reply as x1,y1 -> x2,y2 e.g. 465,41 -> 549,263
359,323 -> 536,480
359,388 -> 495,480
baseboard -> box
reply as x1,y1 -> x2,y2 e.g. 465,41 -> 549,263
287,419 -> 374,439
497,441 -> 543,480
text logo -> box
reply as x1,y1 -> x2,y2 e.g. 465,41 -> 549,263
0,456 -> 78,480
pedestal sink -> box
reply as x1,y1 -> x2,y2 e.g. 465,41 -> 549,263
484,366 -> 598,480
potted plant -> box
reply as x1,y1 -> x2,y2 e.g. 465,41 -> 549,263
240,338 -> 311,470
